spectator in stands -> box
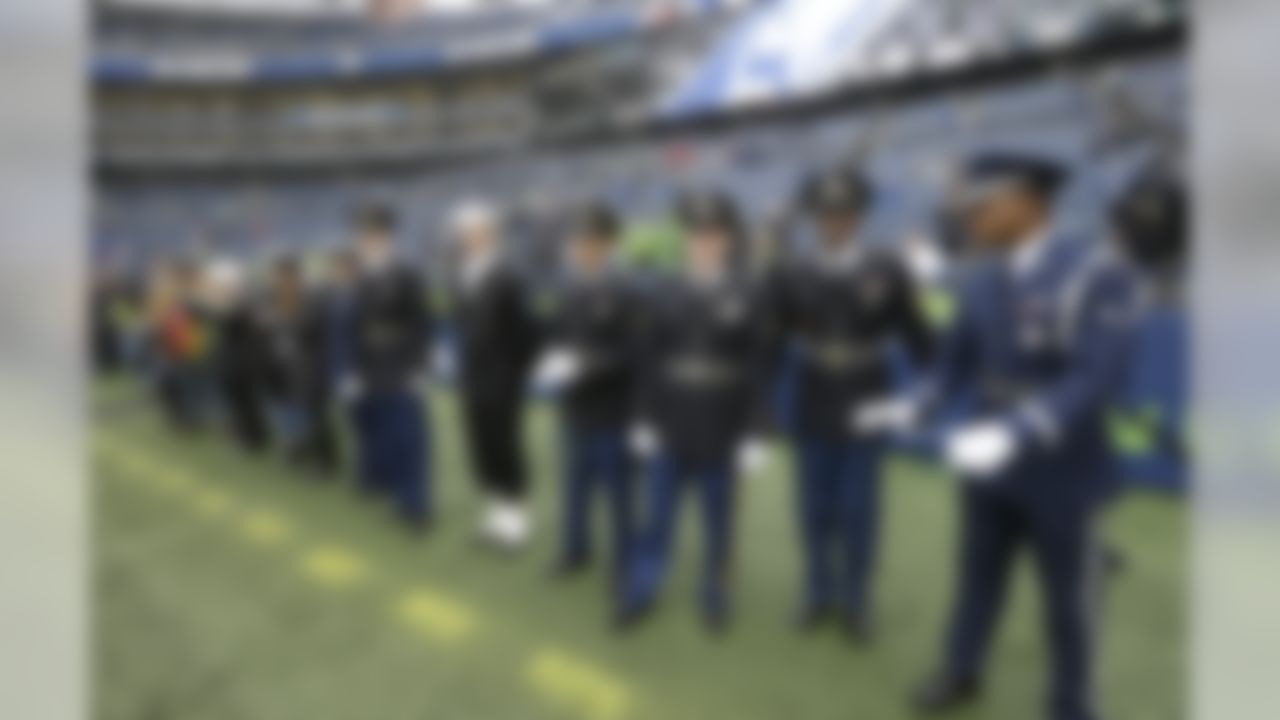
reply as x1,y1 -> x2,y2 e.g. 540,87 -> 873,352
449,200 -> 540,551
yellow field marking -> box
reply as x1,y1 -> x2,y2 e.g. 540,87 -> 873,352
239,510 -> 294,547
395,588 -> 478,642
96,432 -> 652,720
189,486 -> 233,517
154,469 -> 199,497
99,448 -> 174,493
110,447 -> 184,493
99,452 -> 146,486
527,648 -> 631,720
91,439 -> 124,468
301,545 -> 369,588
96,441 -> 144,476
96,437 -> 205,500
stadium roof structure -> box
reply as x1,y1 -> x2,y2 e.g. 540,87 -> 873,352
98,0 -> 747,18
94,0 -> 747,83
100,0 -> 552,17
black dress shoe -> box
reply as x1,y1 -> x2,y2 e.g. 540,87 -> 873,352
911,672 -> 981,714
701,604 -> 732,632
702,603 -> 731,636
700,587 -> 732,635
549,557 -> 591,579
1103,544 -> 1128,577
399,512 -> 433,537
842,608 -> 875,645
793,602 -> 831,632
613,599 -> 654,633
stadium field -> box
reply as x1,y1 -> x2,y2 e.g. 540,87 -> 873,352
93,379 -> 1185,720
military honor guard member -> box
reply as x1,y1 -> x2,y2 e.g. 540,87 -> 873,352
618,191 -> 772,632
342,206 -> 434,532
450,201 -> 541,550
908,153 -> 1140,720
768,165 -> 935,640
532,203 -> 640,583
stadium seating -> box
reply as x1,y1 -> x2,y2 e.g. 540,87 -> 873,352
94,51 -> 1185,271
95,0 -> 744,83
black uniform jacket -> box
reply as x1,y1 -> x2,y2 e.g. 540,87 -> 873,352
767,248 -> 934,439
545,271 -> 642,429
352,264 -> 432,392
634,273 -> 772,468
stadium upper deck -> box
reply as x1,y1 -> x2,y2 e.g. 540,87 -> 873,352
94,0 -> 747,84
93,0 -> 1184,171
92,0 -> 1187,268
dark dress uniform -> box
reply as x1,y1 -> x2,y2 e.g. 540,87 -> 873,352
768,245 -> 933,628
545,270 -> 641,578
454,258 -> 539,501
621,271 -> 772,627
923,235 -> 1139,720
351,263 -> 433,526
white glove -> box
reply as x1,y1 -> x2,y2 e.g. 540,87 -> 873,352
338,375 -> 364,404
532,347 -> 583,392
629,423 -> 660,458
736,438 -> 769,476
852,396 -> 920,435
944,421 -> 1018,480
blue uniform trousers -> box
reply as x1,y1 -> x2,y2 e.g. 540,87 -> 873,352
268,399 -> 306,454
354,389 -> 431,523
945,486 -> 1103,720
351,398 -> 379,495
624,455 -> 735,615
558,425 -> 633,576
795,436 -> 883,616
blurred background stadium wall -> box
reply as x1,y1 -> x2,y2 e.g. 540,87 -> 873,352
90,2 -> 1189,719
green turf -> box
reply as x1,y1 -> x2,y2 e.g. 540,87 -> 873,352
93,379 -> 1185,720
